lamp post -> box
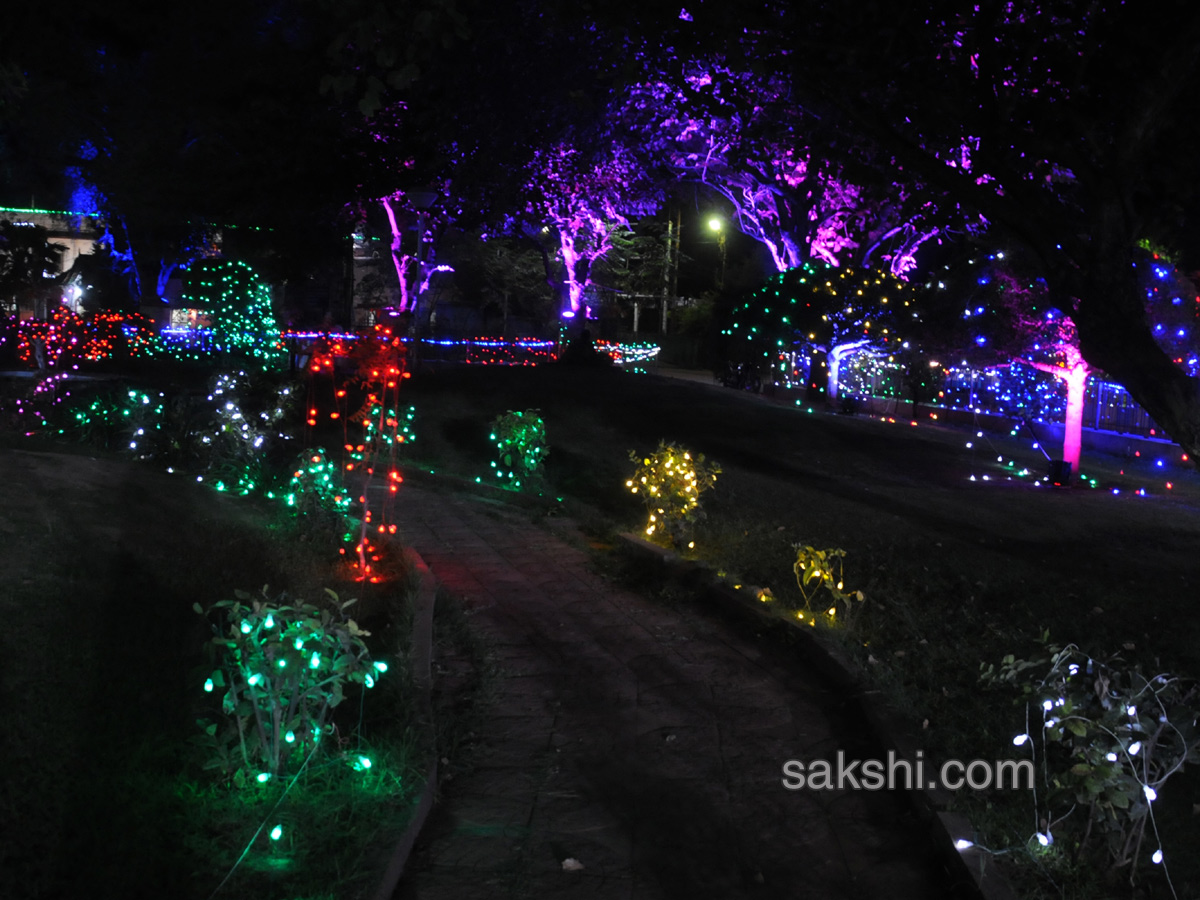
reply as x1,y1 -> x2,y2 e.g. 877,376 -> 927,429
708,216 -> 727,290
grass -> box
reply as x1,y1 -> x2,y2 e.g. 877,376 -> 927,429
391,362 -> 1200,900
0,416 -> 436,899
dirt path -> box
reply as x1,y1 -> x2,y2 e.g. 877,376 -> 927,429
390,485 -> 968,899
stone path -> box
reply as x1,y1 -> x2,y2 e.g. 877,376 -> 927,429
389,484 -> 966,899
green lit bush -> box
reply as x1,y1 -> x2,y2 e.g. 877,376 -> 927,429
195,588 -> 386,781
626,440 -> 720,547
284,448 -> 352,518
489,409 -> 548,489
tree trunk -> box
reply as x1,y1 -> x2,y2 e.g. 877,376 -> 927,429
1069,251 -> 1200,462
1061,368 -> 1088,475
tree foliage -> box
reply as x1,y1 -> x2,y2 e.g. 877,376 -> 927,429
0,219 -> 62,314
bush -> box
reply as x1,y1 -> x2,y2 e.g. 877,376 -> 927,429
195,588 -> 386,781
626,440 -> 720,547
981,637 -> 1200,880
489,409 -> 549,489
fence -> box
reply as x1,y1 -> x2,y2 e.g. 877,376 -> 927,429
794,351 -> 1167,440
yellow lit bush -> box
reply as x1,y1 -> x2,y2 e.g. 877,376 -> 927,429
626,440 -> 720,547
792,544 -> 865,626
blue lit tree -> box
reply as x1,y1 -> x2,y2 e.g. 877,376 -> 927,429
937,246 -> 1200,475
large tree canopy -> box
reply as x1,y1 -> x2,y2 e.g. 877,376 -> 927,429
769,0 -> 1200,458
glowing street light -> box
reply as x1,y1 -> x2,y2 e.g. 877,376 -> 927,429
708,216 -> 727,288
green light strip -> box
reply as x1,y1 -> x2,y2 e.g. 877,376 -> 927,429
0,205 -> 101,218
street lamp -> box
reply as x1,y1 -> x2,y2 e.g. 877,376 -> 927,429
708,216 -> 727,290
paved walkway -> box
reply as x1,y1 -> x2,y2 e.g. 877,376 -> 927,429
390,485 -> 963,900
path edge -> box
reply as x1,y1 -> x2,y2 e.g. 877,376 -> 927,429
371,548 -> 440,900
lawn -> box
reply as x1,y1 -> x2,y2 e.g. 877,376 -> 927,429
0,433 -> 437,900
394,362 -> 1200,899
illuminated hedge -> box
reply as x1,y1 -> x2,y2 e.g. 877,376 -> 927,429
181,259 -> 285,369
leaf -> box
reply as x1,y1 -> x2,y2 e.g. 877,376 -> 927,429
1066,719 -> 1088,737
193,602 -> 204,615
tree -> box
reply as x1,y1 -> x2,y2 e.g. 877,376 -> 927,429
942,250 -> 1092,473
376,191 -> 454,325
615,23 -> 950,277
448,232 -> 557,333
181,258 -> 285,369
513,143 -> 659,321
0,219 -> 62,316
62,240 -> 135,316
726,263 -> 921,399
935,243 -> 1200,475
775,0 -> 1200,460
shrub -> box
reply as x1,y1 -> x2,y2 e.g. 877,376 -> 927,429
489,409 -> 549,489
195,588 -> 386,782
792,544 -> 865,625
626,440 -> 720,547
981,637 -> 1200,880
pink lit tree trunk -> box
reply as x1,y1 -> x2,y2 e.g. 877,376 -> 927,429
381,196 -> 414,312
1021,357 -> 1091,474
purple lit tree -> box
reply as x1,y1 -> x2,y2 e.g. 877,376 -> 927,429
515,143 -> 659,321
615,43 -> 946,277
377,190 -> 453,321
